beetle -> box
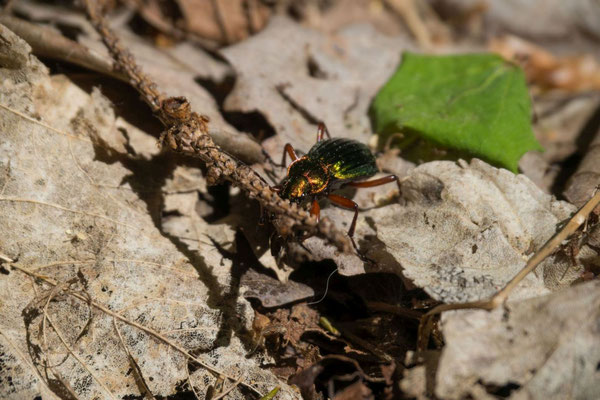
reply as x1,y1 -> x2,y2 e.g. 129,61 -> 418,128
272,122 -> 401,252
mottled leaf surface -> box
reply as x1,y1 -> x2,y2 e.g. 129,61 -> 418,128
0,26 -> 295,400
302,159 -> 580,303
437,280 -> 600,400
222,16 -> 411,166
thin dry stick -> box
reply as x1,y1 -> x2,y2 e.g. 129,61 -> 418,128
0,103 -> 89,142
45,313 -> 119,400
40,283 -> 79,370
0,252 -> 14,263
366,301 -> 423,320
10,263 -> 264,397
212,377 -> 244,400
385,0 -> 432,49
113,318 -> 157,400
418,189 -> 600,351
185,362 -> 202,400
81,0 -> 352,254
37,283 -> 95,399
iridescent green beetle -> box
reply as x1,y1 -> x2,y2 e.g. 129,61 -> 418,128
273,123 -> 400,250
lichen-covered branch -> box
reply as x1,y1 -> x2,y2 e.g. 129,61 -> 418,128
82,0 -> 352,253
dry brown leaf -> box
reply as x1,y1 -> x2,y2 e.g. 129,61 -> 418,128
0,15 -> 118,79
176,0 -> 271,45
80,24 -> 265,163
221,16 -> 412,164
490,35 -> 600,92
0,25 -> 295,399
295,0 -> 412,37
13,0 -> 264,163
241,267 -> 314,308
436,280 -> 600,400
533,94 -> 600,162
438,0 -> 600,41
160,175 -> 316,307
564,125 -> 600,208
302,159 -> 581,303
374,159 -> 578,303
332,380 -> 373,400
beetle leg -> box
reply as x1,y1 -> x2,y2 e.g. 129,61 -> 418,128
316,122 -> 332,142
280,143 -> 299,167
298,199 -> 321,242
328,194 -> 359,237
328,193 -> 367,257
328,194 -> 377,263
310,198 -> 321,223
347,174 -> 401,194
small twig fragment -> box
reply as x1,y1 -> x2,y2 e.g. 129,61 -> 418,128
418,188 -> 600,350
211,376 -> 243,400
384,0 -> 432,49
113,318 -> 157,400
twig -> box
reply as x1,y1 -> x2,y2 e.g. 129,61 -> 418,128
417,189 -> 600,350
211,376 -> 243,400
113,318 -> 157,400
0,252 -> 14,263
185,362 -> 202,400
45,313 -> 118,400
81,0 -> 352,254
335,324 -> 393,363
384,0 -> 432,50
366,301 -> 422,320
10,263 -> 265,397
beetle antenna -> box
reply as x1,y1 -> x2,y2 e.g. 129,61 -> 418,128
307,268 -> 338,305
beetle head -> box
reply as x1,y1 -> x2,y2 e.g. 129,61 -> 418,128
280,175 -> 311,203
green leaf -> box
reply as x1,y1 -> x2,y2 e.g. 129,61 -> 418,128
369,52 -> 542,172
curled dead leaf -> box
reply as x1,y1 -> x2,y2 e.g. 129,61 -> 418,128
436,280 -> 600,400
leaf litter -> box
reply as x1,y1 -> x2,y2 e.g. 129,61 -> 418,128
436,280 -> 600,400
221,15 -> 412,163
1,2 -> 600,399
0,26 -> 295,399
